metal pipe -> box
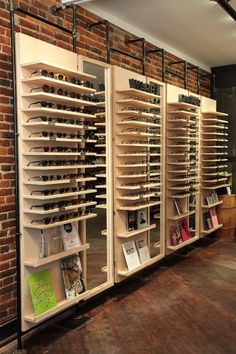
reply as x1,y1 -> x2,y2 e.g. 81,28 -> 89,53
215,0 -> 236,21
197,66 -> 200,94
87,20 -> 111,64
110,47 -> 143,62
141,39 -> 145,75
168,60 -> 185,65
165,69 -> 185,80
162,49 -> 165,82
15,7 -> 73,34
9,0 -> 22,350
184,61 -> 187,89
125,37 -> 145,44
72,4 -> 77,53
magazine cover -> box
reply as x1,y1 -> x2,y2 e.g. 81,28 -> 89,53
28,269 -> 57,316
137,208 -> 148,229
60,222 -> 81,250
60,255 -> 85,299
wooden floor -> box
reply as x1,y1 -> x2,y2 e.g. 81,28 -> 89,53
24,234 -> 236,354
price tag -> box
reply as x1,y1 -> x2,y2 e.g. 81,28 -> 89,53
49,136 -> 56,140
48,121 -> 55,125
70,179 -> 76,183
59,206 -> 66,211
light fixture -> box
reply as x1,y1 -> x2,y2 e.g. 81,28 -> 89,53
211,0 -> 236,21
61,0 -> 93,4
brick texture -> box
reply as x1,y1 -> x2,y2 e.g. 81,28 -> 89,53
0,0 -> 212,326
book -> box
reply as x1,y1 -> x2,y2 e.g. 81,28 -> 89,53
137,208 -> 148,229
135,238 -> 150,263
178,218 -> 191,241
173,198 -> 183,215
209,207 -> 219,227
122,241 -> 140,271
27,269 -> 57,316
206,195 -> 213,206
60,223 -> 81,251
60,255 -> 85,299
41,227 -> 63,258
126,211 -> 137,231
203,212 -> 213,230
170,225 -> 182,246
211,192 -> 219,203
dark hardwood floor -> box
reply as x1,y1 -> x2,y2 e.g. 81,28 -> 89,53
23,234 -> 236,354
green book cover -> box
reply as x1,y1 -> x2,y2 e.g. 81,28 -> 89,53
28,269 -> 57,316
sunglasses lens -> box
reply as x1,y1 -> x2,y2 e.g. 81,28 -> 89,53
42,176 -> 49,181
41,70 -> 48,76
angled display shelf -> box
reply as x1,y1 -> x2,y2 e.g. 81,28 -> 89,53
166,84 -> 201,253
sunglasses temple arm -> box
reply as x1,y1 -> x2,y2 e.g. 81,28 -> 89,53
30,70 -> 38,78
27,160 -> 41,166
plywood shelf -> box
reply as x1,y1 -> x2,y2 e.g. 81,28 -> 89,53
202,224 -> 223,235
22,92 -> 97,107
202,111 -> 228,117
202,201 -> 223,208
117,201 -> 161,211
117,121 -> 159,128
24,189 -> 97,200
117,98 -> 160,109
22,76 -> 96,94
117,110 -> 161,119
168,102 -> 200,109
23,177 -> 96,186
167,236 -> 199,251
168,210 -> 195,221
23,152 -> 96,157
23,122 -> 96,131
22,108 -> 96,120
24,164 -> 97,171
117,224 -> 156,238
24,213 -> 97,229
117,88 -> 160,100
24,292 -> 87,324
117,256 -> 162,277
21,61 -> 96,80
24,243 -> 90,267
24,201 -> 97,215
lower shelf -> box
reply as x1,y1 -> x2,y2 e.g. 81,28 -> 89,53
24,243 -> 90,267
117,254 -> 164,277
167,236 -> 199,251
201,224 -> 223,235
117,224 -> 156,238
24,291 -> 87,324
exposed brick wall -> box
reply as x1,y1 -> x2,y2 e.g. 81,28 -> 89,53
0,0 -> 212,326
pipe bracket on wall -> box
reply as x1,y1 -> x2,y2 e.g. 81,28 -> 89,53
146,48 -> 165,82
87,20 -> 111,63
124,37 -> 146,75
166,60 -> 187,89
188,64 -> 200,94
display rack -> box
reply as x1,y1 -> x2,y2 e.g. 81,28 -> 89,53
16,33 -> 114,332
200,97 -> 229,236
166,85 -> 201,253
113,67 -> 165,282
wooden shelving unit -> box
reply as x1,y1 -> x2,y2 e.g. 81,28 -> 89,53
16,33 -> 114,331
166,85 -> 201,253
200,97 -> 229,236
113,67 -> 165,282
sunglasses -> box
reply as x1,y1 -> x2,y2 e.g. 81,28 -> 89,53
27,159 -> 96,167
31,186 -> 87,196
28,173 -> 89,182
31,209 -> 94,225
30,198 -> 91,211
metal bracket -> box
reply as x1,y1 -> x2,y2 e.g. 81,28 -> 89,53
125,37 -> 145,75
87,20 -> 110,63
146,48 -> 165,82
166,60 -> 187,89
188,64 -> 200,94
199,71 -> 215,98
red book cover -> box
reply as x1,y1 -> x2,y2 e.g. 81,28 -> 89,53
209,207 -> 219,227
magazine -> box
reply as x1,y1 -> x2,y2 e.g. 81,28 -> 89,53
60,223 -> 81,250
60,255 -> 85,299
122,241 -> 140,270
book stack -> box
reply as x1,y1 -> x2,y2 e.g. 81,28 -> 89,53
126,208 -> 148,232
203,207 -> 219,230
169,217 -> 191,246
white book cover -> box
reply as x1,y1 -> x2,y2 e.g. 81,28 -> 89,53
122,241 -> 140,271
135,238 -> 150,263
60,222 -> 81,250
